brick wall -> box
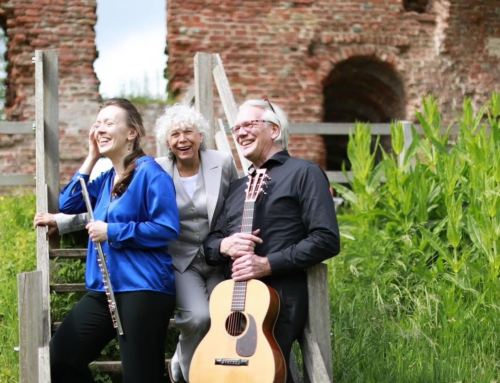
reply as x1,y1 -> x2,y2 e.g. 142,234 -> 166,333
167,0 -> 500,168
433,1 -> 500,113
0,0 -> 101,182
0,0 -> 166,184
1,0 -> 499,183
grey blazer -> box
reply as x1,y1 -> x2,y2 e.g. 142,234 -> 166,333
156,149 -> 237,232
56,150 -> 238,271
156,149 -> 238,272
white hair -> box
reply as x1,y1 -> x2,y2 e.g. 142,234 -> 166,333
238,99 -> 289,149
155,103 -> 209,158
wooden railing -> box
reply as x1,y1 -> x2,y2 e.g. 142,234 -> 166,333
0,122 -> 36,186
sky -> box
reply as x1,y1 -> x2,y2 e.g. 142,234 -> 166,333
94,0 -> 167,99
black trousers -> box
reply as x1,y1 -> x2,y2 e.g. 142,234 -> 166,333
265,273 -> 308,383
50,290 -> 175,383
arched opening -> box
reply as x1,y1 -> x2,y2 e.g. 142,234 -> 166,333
403,0 -> 429,13
322,55 -> 406,170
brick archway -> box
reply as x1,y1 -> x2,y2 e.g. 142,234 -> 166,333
322,55 -> 406,170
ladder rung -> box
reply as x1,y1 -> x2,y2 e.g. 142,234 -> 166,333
91,360 -> 122,373
51,283 -> 86,293
91,359 -> 171,373
52,318 -> 177,333
49,248 -> 86,260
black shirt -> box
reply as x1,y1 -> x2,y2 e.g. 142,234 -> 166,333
204,150 -> 340,276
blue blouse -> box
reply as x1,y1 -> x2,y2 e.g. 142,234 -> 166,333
59,156 -> 179,294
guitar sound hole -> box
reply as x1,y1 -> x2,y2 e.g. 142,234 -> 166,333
225,311 -> 247,336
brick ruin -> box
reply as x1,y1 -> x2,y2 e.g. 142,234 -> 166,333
0,0 -> 100,181
167,0 -> 500,168
0,0 -> 161,183
0,0 -> 499,183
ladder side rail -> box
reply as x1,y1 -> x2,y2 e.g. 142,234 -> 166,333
211,53 -> 252,173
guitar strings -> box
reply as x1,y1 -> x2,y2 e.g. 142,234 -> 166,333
229,173 -> 263,336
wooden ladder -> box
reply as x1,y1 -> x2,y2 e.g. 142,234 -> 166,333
16,50 -> 176,383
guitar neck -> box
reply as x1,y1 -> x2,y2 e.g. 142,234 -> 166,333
231,200 -> 255,311
241,200 -> 255,234
231,169 -> 267,312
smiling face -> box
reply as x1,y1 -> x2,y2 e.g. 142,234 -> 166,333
94,105 -> 137,161
234,105 -> 281,168
166,125 -> 203,164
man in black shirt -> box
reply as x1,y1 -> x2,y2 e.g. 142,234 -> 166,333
204,99 -> 340,382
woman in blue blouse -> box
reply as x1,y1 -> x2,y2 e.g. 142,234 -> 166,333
50,98 -> 179,383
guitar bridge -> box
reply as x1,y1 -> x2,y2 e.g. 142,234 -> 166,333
215,358 -> 249,366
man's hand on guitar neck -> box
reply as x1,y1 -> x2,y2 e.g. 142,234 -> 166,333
218,229 -> 271,281
219,229 -> 262,259
231,252 -> 271,281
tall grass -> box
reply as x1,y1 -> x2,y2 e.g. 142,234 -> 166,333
0,193 -> 36,382
331,92 -> 500,382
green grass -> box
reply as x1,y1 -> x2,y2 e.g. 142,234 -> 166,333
0,192 -> 36,382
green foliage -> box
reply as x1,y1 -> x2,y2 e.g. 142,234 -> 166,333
116,73 -> 168,105
0,193 -> 36,382
331,91 -> 500,382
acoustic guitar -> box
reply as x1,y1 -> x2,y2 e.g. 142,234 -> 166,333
190,168 -> 286,383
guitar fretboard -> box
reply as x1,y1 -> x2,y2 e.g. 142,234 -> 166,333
231,281 -> 247,311
231,170 -> 264,313
240,201 -> 255,234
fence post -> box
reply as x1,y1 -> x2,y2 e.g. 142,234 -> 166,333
400,120 -> 413,168
211,53 -> 252,173
17,271 -> 44,383
34,49 -> 58,383
300,263 -> 333,383
194,52 -> 215,149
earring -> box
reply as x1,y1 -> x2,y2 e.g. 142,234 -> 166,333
127,141 -> 131,152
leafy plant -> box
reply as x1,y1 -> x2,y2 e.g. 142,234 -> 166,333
331,91 -> 500,382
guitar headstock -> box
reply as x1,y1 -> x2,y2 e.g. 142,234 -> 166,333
245,168 -> 269,202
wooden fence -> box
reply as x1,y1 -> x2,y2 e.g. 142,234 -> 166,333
2,101 -> 414,187
0,121 -> 35,186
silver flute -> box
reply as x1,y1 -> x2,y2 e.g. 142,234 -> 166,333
79,177 -> 124,336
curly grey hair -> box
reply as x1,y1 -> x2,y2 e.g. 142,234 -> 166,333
238,99 -> 289,149
155,103 -> 209,159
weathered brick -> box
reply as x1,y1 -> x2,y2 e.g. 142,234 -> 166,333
166,0 -> 500,169
2,0 -> 500,183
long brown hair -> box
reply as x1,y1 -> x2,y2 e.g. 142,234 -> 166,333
99,98 -> 146,196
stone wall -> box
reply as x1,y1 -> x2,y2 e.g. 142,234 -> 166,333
166,0 -> 500,169
1,0 -> 499,183
0,0 -> 101,182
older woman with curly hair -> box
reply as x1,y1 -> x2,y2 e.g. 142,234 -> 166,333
154,103 -> 238,383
